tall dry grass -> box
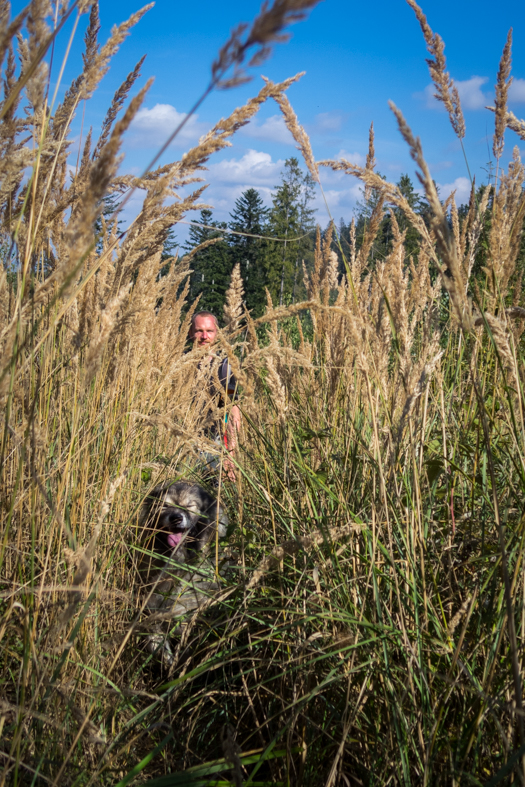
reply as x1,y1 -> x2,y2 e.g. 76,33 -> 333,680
2,0 -> 525,785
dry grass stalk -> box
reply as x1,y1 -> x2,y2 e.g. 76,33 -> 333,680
81,3 -> 154,102
356,193 -> 385,276
92,54 -> 147,160
58,525 -> 101,627
4,4 -> 525,781
503,109 -> 525,140
109,75 -> 303,293
448,594 -> 474,638
326,250 -> 339,292
450,196 -> 460,259
493,29 -> 513,161
320,225 -> 337,307
405,0 -> 465,139
396,344 -> 443,444
177,73 -> 303,180
307,226 -> 323,301
349,216 -> 356,273
465,181 -> 491,282
319,160 -> 431,247
32,77 -> 154,311
212,0 -> 322,89
223,262 -> 245,335
82,284 -> 131,390
483,312 -> 519,392
0,7 -> 28,76
264,355 -> 288,424
364,121 -> 375,202
270,84 -> 319,182
486,147 -> 525,308
247,523 -> 361,589
252,299 -> 317,327
388,101 -> 472,330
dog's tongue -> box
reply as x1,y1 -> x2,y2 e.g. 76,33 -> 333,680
167,532 -> 183,548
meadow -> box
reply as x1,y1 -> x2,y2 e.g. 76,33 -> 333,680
1,0 -> 525,784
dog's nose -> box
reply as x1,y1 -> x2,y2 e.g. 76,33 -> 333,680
169,512 -> 184,526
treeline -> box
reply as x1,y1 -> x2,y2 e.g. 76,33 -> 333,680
337,174 -> 431,267
174,162 -> 525,320
179,157 -> 316,318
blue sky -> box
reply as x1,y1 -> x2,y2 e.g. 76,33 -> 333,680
15,0 -> 525,236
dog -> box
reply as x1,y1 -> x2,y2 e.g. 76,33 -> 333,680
139,480 -> 228,564
137,481 -> 229,665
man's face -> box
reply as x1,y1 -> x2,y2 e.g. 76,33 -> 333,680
192,315 -> 218,348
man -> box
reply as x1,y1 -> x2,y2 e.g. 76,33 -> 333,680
189,311 -> 241,478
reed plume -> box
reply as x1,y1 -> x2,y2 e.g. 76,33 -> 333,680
223,262 -> 245,335
364,121 -> 375,202
388,101 -> 472,330
503,108 -> 525,140
493,29 -> 513,161
406,0 -> 465,139
212,0 -> 322,88
271,84 -> 319,182
3,3 -> 525,785
82,284 -> 131,390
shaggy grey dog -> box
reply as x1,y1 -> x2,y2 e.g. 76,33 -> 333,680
137,481 -> 229,665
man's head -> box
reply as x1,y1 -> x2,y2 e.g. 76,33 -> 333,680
190,311 -> 218,348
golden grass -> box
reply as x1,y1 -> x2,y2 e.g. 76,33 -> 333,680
2,1 -> 525,784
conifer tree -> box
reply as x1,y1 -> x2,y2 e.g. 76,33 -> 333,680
228,188 -> 269,316
349,173 -> 426,270
94,192 -> 122,254
185,209 -> 231,317
266,157 -> 316,305
159,226 -> 178,278
390,174 -> 424,258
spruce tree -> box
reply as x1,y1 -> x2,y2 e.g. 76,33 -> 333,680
266,158 -> 316,305
228,188 -> 269,316
185,209 -> 231,317
94,192 -> 122,254
391,174 -> 424,258
352,174 -> 387,269
351,173 -> 433,273
159,226 -> 178,278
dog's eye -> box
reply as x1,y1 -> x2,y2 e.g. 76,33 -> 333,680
185,504 -> 199,513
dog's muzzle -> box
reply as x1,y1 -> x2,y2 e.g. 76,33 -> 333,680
160,508 -> 193,548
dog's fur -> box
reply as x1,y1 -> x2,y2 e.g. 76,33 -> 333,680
139,481 -> 228,566
137,481 -> 229,664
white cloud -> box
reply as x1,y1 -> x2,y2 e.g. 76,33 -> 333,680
205,184 -> 274,212
438,176 -> 471,205
418,83 -> 445,110
335,149 -> 365,166
241,111 -> 347,145
207,149 -> 285,187
314,185 -> 361,211
129,104 -> 207,147
192,149 -> 361,227
316,152 -> 365,188
430,160 -> 453,172
241,115 -> 294,145
418,76 -> 490,111
454,76 -> 490,110
310,111 -> 346,133
509,78 -> 525,103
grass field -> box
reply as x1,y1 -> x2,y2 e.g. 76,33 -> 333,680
1,1 -> 525,784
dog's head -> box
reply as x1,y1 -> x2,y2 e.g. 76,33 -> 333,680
140,481 -> 228,560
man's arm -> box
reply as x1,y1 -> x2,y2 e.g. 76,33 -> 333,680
226,404 -> 241,453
